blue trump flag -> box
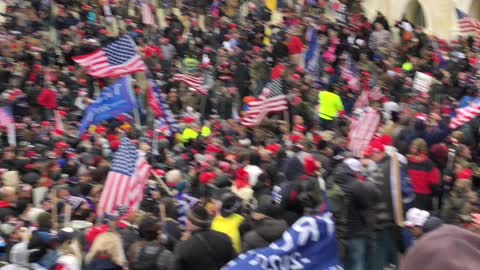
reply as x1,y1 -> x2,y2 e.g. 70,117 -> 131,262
222,214 -> 343,270
78,77 -> 137,135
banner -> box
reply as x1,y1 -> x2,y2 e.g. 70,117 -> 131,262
222,214 -> 343,270
413,72 -> 433,93
78,77 -> 137,135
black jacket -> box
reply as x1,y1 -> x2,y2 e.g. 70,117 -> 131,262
330,163 -> 377,238
174,230 -> 235,270
242,218 -> 288,252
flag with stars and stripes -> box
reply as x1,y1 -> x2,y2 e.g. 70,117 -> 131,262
456,9 -> 480,51
0,106 -> 15,146
97,137 -> 151,217
457,9 -> 480,34
240,79 -> 288,127
73,35 -> 146,78
148,79 -> 180,135
172,73 -> 207,95
449,102 -> 480,130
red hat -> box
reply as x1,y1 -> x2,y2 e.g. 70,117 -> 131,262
313,134 -> 323,144
41,121 -> 50,127
324,66 -> 335,74
456,169 -> 473,181
53,129 -> 64,136
99,29 -> 108,35
229,23 -> 237,30
296,66 -> 305,74
364,139 -> 385,157
290,134 -> 304,144
218,161 -> 231,172
394,67 -> 403,74
266,144 -> 281,155
135,29 -> 144,34
182,116 -> 196,124
68,66 -> 75,72
415,113 -> 428,121
292,96 -> 302,106
199,172 -> 217,184
96,126 -> 107,134
110,140 -> 121,151
55,141 -> 69,149
81,133 -> 90,141
294,124 -> 306,133
206,145 -> 223,154
291,73 -> 301,81
152,169 -> 166,177
117,115 -> 126,123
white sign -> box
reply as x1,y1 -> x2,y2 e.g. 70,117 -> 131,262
413,72 -> 433,93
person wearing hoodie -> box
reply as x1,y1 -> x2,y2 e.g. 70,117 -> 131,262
329,158 -> 379,270
242,195 -> 288,252
211,193 -> 244,254
407,138 -> 440,211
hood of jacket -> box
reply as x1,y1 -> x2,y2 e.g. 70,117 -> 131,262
254,218 -> 288,243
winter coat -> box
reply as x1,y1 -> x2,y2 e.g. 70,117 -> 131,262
442,190 -> 469,225
242,218 -> 288,252
36,88 -> 57,110
330,163 -> 378,239
127,240 -> 174,270
174,230 -> 235,270
85,257 -> 122,270
211,214 -> 244,254
407,154 -> 440,195
368,156 -> 396,229
368,29 -> 392,50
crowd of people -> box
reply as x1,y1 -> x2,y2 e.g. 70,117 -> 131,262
0,0 -> 480,270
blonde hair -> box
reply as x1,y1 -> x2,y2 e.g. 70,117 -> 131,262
85,232 -> 125,266
410,138 -> 427,155
58,239 -> 83,267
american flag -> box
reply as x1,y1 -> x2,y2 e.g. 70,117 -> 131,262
457,9 -> 480,34
342,54 -> 360,92
0,107 -> 16,146
0,107 -> 14,127
348,107 -> 381,157
456,9 -> 480,50
141,1 -> 156,26
73,35 -> 146,78
172,73 -> 207,95
148,79 -> 179,135
449,102 -> 480,130
240,79 -> 288,127
97,137 -> 151,217
53,110 -> 64,133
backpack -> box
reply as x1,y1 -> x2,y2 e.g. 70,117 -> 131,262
131,241 -> 168,270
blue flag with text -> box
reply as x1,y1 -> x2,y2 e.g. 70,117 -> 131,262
79,77 -> 137,135
222,214 -> 343,270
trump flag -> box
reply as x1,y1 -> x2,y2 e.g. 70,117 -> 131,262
79,77 -> 137,135
222,214 -> 343,270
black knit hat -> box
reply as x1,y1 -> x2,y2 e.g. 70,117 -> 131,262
187,205 -> 212,229
220,193 -> 241,217
254,195 -> 279,218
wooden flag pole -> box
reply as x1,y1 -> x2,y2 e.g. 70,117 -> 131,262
51,189 -> 58,231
